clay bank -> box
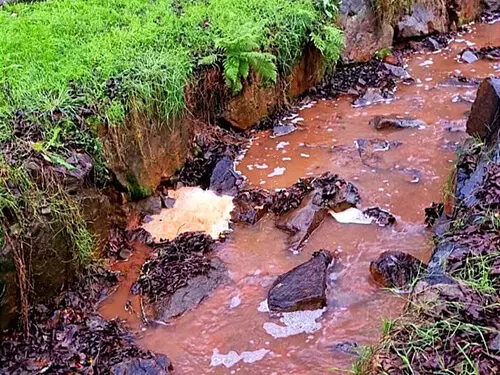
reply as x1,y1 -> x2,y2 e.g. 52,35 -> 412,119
1,0 -> 500,374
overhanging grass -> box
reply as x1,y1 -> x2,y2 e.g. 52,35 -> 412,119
1,0 -> 341,141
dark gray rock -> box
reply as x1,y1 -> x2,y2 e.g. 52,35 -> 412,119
484,0 -> 500,13
355,138 -> 402,169
268,250 -> 333,312
353,88 -> 387,107
466,77 -> 500,143
138,196 -> 162,216
384,64 -> 410,80
276,192 -> 328,252
461,49 -> 479,64
272,124 -> 296,137
209,156 -> 242,195
329,341 -> 360,356
155,258 -> 226,321
110,355 -> 173,375
363,207 -> 396,227
370,251 -> 427,289
370,115 -> 426,130
439,75 -> 480,88
439,119 -> 467,132
231,188 -> 274,225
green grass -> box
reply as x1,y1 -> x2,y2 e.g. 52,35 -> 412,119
1,0 -> 342,140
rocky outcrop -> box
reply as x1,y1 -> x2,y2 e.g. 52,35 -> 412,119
397,0 -> 448,38
466,77 -> 500,143
339,0 -> 393,62
370,251 -> 427,288
268,250 -> 333,312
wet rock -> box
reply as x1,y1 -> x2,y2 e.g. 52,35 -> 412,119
276,192 -> 329,252
484,0 -> 500,13
339,0 -> 393,62
231,188 -> 274,225
268,250 -> 333,312
460,49 -> 479,63
329,341 -> 360,356
137,232 -> 227,321
111,355 -> 173,375
464,46 -> 500,61
363,207 -> 396,227
272,172 -> 360,215
424,202 -> 444,227
438,74 -> 480,88
154,257 -> 226,321
352,88 -> 389,107
466,77 -> 500,142
161,195 -> 175,208
272,124 -> 296,137
138,196 -> 162,216
439,119 -> 467,132
355,138 -> 402,168
209,155 -> 242,195
426,36 -> 441,51
383,64 -> 410,80
370,115 -> 426,130
370,251 -> 427,289
397,0 -> 448,38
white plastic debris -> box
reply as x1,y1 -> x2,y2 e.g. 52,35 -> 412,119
330,207 -> 373,225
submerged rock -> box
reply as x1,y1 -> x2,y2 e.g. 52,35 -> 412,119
352,88 -> 389,107
370,251 -> 426,289
438,74 -> 480,88
268,250 -> 333,312
466,77 -> 500,142
370,115 -> 426,130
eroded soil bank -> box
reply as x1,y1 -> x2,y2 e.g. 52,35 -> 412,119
97,20 -> 500,375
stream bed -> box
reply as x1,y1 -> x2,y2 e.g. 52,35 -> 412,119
100,21 -> 500,374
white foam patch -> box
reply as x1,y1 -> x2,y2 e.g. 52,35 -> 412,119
255,163 -> 268,169
210,348 -> 270,368
142,187 -> 234,241
268,167 -> 286,177
229,296 -> 241,309
262,307 -> 326,339
330,208 -> 373,225
276,141 -> 289,150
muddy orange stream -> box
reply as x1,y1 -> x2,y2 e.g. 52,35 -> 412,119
101,22 -> 500,374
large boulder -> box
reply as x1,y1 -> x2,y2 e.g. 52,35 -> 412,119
339,0 -> 394,62
268,250 -> 333,312
397,0 -> 448,38
466,78 -> 500,143
370,251 -> 427,289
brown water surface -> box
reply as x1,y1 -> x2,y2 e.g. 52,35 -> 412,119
100,22 -> 500,374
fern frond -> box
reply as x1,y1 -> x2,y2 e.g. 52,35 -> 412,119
198,54 -> 219,66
